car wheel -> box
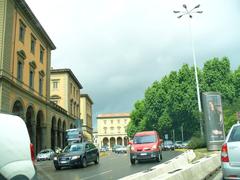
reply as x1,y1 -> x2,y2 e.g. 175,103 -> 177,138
55,165 -> 61,170
130,158 -> 136,165
95,155 -> 99,164
81,157 -> 87,168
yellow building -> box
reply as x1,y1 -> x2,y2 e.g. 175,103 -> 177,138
0,0 -> 77,153
50,68 -> 83,119
97,113 -> 130,148
80,94 -> 93,141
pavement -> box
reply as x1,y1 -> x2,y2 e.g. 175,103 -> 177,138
36,151 -> 182,180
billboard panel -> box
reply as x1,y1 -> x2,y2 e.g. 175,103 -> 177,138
202,92 -> 225,150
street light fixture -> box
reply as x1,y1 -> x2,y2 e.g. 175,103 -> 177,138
174,4 -> 203,137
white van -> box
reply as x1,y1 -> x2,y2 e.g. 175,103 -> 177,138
0,113 -> 36,180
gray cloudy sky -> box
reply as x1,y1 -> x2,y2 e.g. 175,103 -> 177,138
25,0 -> 240,129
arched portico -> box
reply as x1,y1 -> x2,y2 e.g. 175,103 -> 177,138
36,110 -> 44,153
26,105 -> 35,147
117,137 -> 122,145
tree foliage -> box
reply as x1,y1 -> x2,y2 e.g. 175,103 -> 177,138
127,57 -> 240,139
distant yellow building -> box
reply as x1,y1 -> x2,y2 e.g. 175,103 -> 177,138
80,94 -> 93,141
50,69 -> 83,119
97,113 -> 130,148
0,0 -> 79,153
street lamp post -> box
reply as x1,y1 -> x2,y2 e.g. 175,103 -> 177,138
174,4 -> 204,136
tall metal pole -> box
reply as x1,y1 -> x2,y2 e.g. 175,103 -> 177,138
174,4 -> 204,137
189,20 -> 204,137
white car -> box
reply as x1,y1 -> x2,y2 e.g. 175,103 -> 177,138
37,149 -> 55,161
115,145 -> 127,153
0,113 -> 36,180
221,123 -> 240,179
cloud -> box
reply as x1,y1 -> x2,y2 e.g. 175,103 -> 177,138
26,0 -> 240,129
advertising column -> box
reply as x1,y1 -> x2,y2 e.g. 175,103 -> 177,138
202,92 -> 225,150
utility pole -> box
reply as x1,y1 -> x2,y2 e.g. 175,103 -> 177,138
174,4 -> 204,137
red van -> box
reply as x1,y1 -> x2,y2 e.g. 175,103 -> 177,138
129,131 -> 163,164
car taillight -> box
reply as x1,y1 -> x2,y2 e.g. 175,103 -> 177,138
30,143 -> 35,162
221,143 -> 229,162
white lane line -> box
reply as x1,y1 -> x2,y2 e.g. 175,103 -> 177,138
81,170 -> 113,180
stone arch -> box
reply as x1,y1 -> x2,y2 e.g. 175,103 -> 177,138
117,137 -> 122,145
62,121 -> 66,147
26,105 -> 35,144
110,137 -> 116,148
36,110 -> 44,153
124,136 -> 129,146
51,116 -> 57,150
57,118 -> 62,148
103,137 -> 109,147
12,99 -> 25,119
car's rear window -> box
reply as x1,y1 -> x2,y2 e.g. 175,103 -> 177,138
228,126 -> 240,142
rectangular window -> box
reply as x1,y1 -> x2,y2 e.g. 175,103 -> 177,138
30,35 -> 36,54
73,87 -> 76,97
19,20 -> 26,43
29,70 -> 34,88
53,81 -> 58,89
71,83 -> 73,94
40,45 -> 44,63
39,76 -> 43,95
17,61 -> 23,81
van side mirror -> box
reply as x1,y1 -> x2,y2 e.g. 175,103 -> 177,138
128,141 -> 133,145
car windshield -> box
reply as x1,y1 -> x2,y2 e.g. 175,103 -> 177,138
63,144 -> 83,153
39,150 -> 49,154
164,141 -> 173,145
133,135 -> 156,144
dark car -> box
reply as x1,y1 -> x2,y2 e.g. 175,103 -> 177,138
53,142 -> 99,170
163,140 -> 175,151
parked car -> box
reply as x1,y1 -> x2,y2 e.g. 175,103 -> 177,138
0,113 -> 36,179
174,141 -> 183,149
112,144 -> 121,152
53,142 -> 99,170
37,149 -> 55,161
163,140 -> 175,151
182,141 -> 190,149
221,123 -> 240,179
129,131 -> 163,165
100,145 -> 109,152
115,145 -> 127,153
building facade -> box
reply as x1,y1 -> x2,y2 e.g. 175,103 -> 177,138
50,68 -> 82,119
80,94 -> 93,141
97,113 -> 130,148
0,0 -> 78,153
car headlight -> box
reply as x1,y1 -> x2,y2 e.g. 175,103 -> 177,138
53,157 -> 57,160
131,146 -> 135,151
71,156 -> 80,160
152,144 -> 157,150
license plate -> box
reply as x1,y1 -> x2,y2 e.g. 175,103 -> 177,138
60,160 -> 67,164
140,153 -> 147,156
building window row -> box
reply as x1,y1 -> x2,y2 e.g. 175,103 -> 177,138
17,56 -> 44,95
70,100 -> 79,117
19,19 -> 45,64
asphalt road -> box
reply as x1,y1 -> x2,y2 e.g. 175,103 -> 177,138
36,151 -> 182,180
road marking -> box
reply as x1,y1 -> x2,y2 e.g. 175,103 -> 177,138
81,170 -> 113,180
